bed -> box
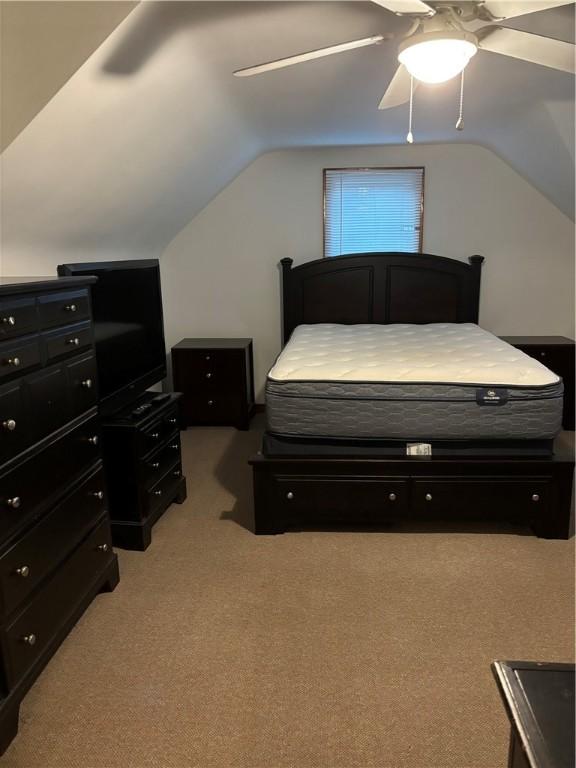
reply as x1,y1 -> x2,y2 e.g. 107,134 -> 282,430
250,253 -> 574,539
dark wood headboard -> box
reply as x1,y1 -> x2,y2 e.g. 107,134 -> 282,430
280,252 -> 484,344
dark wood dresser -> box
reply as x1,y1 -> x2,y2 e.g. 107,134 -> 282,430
0,276 -> 119,753
172,338 -> 255,430
500,336 -> 575,431
101,392 -> 187,551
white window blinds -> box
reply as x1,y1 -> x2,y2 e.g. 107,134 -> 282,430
324,168 -> 424,257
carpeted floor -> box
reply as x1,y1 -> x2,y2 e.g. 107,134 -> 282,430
4,416 -> 575,768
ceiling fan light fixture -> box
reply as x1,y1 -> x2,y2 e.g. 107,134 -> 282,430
398,31 -> 478,84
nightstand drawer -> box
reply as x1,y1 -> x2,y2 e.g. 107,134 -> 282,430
184,395 -> 242,425
0,466 -> 107,616
1,517 -> 113,687
145,462 -> 182,518
141,435 -> 181,488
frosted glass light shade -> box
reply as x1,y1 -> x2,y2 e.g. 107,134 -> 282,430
398,38 -> 477,84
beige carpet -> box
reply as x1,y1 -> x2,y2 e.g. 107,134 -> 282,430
4,416 -> 575,768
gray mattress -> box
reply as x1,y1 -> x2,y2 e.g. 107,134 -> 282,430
265,379 -> 564,441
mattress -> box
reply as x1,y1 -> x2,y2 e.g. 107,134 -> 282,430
266,323 -> 563,442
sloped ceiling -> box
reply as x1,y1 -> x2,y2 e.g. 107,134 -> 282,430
1,1 -> 574,272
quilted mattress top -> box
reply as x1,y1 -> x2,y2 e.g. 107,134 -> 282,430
268,323 -> 560,387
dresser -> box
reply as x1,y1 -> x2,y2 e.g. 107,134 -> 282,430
500,336 -> 575,431
101,392 -> 187,551
0,277 -> 119,754
171,338 -> 255,430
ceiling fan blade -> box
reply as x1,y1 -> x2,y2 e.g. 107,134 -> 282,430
478,26 -> 575,73
481,1 -> 575,21
378,65 -> 419,109
233,35 -> 387,77
371,0 -> 435,15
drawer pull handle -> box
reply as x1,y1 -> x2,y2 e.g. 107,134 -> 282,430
425,493 -> 433,502
173,470 -> 181,477
168,417 -> 177,425
2,316 -> 15,326
388,493 -> 397,502
15,565 -> 30,578
150,461 -> 160,469
6,357 -> 20,367
205,355 -> 211,361
208,400 -> 214,406
97,543 -> 109,553
6,496 -> 21,509
540,352 -> 546,357
2,419 -> 16,431
67,337 -> 80,346
150,432 -> 160,439
21,634 -> 37,646
154,490 -> 163,496
170,443 -> 179,450
65,304 -> 77,312
88,435 -> 99,446
206,373 -> 212,379
91,491 -> 104,500
286,492 -> 294,500
81,378 -> 93,389
532,494 -> 540,502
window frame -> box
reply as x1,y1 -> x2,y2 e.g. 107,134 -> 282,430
322,166 -> 425,258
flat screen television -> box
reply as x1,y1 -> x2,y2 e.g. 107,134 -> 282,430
57,259 -> 167,414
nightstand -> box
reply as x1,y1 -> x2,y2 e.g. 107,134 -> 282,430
171,338 -> 255,430
500,336 -> 575,431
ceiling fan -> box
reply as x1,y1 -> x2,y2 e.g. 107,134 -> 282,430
233,1 -> 575,112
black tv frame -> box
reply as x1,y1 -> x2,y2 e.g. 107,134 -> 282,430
57,259 -> 167,416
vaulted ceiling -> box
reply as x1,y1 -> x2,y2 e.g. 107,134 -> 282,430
1,1 -> 574,269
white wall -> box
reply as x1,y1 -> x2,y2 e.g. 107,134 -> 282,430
161,143 -> 575,400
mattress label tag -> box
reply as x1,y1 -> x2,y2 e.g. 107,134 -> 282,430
476,388 -> 509,406
407,443 -> 432,456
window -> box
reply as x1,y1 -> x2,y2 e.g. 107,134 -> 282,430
323,167 -> 424,257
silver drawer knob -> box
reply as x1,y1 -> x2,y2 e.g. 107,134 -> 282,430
170,443 -> 179,450
22,633 -> 37,646
7,496 -> 21,508
150,461 -> 160,469
388,493 -> 397,502
168,417 -> 177,425
65,304 -> 77,312
540,351 -> 546,357
2,316 -> 15,326
532,494 -> 540,502
91,490 -> 104,500
15,565 -> 30,578
88,435 -> 99,445
97,543 -> 109,553
2,419 -> 16,431
286,492 -> 294,500
7,357 -> 20,367
425,493 -> 433,502
206,372 -> 212,379
150,432 -> 159,439
67,337 -> 80,346
81,378 -> 93,389
154,489 -> 163,496
208,400 -> 214,406
173,470 -> 181,477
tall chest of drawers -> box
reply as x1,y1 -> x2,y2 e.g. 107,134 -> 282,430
0,277 -> 119,753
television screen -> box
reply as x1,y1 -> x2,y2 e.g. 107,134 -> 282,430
57,260 -> 166,411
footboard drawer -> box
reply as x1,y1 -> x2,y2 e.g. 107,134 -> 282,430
412,477 -> 552,521
274,475 -> 409,522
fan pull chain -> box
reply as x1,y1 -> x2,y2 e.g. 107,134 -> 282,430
406,74 -> 414,144
455,69 -> 464,131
